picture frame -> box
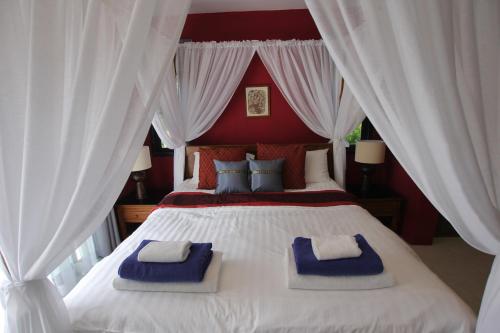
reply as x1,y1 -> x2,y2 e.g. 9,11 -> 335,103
245,86 -> 270,117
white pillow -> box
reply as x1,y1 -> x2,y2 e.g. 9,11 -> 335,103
305,148 -> 330,183
192,151 -> 200,183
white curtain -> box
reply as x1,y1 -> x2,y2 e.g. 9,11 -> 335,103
306,0 -> 499,331
0,1 -> 189,332
257,40 -> 364,188
153,41 -> 256,188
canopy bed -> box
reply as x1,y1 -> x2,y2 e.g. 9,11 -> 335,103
1,1 -> 498,333
65,144 -> 475,333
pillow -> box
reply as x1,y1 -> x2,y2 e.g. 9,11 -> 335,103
256,144 -> 306,189
305,148 -> 330,183
192,151 -> 200,183
192,152 -> 253,184
249,159 -> 284,192
198,147 -> 246,189
214,160 -> 251,194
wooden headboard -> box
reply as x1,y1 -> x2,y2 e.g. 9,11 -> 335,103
185,143 -> 334,179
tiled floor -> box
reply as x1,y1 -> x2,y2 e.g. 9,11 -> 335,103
412,237 -> 494,314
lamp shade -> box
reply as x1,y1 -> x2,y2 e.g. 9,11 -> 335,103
132,146 -> 152,172
355,140 -> 386,164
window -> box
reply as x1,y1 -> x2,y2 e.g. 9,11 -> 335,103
345,123 -> 362,145
345,118 -> 375,147
150,126 -> 174,156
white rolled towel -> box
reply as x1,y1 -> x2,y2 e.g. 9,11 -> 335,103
137,240 -> 192,263
311,235 -> 362,260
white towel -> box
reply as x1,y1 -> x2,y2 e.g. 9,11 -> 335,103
311,235 -> 362,260
286,249 -> 395,290
137,240 -> 192,263
113,251 -> 223,293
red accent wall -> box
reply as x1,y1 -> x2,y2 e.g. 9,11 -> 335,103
192,55 -> 326,145
121,9 -> 439,244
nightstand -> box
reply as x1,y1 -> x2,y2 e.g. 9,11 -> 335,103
115,192 -> 166,240
347,185 -> 404,233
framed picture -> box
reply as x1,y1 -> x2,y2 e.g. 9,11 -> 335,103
245,86 -> 270,117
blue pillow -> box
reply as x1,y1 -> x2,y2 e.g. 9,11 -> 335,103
249,159 -> 284,192
214,160 -> 251,194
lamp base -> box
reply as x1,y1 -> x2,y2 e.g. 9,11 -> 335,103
132,171 -> 147,201
360,164 -> 374,198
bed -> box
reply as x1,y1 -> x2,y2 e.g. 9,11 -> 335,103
65,144 -> 475,333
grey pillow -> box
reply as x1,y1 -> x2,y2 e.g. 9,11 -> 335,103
214,160 -> 251,194
249,159 -> 284,192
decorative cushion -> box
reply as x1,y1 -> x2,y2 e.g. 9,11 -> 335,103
246,153 -> 255,160
192,151 -> 200,183
198,147 -> 246,189
256,144 -> 306,189
249,159 -> 285,192
214,160 -> 251,194
305,148 -> 331,183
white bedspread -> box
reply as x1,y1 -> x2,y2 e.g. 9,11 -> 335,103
65,182 -> 475,333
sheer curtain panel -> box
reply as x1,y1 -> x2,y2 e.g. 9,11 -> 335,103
153,41 -> 256,188
257,40 -> 364,188
306,0 -> 499,331
0,1 -> 189,332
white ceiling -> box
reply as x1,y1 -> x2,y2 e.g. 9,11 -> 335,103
189,0 -> 307,14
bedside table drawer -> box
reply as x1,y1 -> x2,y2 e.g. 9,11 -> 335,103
117,205 -> 155,223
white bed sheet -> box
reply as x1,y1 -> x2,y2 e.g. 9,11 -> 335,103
65,181 -> 475,333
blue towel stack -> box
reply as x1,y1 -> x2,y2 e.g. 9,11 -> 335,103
292,234 -> 383,276
118,240 -> 213,282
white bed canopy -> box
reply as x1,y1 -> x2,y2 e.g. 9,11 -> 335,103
306,0 -> 500,332
1,0 -> 498,332
0,1 -> 190,332
153,39 -> 364,190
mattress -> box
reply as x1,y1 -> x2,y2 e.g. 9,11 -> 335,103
65,180 -> 475,333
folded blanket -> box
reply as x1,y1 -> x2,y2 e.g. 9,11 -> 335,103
286,249 -> 395,290
138,240 -> 191,263
113,252 -> 223,293
292,234 -> 383,276
311,235 -> 362,260
118,240 -> 213,282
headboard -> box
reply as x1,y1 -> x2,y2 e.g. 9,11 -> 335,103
185,143 -> 334,179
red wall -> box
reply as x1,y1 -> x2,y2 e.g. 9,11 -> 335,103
188,9 -> 326,145
192,55 -> 326,145
122,9 -> 439,244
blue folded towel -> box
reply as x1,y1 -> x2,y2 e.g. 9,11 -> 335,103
118,240 -> 213,282
292,234 -> 383,276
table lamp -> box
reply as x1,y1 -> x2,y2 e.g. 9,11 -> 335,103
132,146 -> 152,201
355,140 -> 386,197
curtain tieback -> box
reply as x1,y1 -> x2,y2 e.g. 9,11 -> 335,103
331,137 -> 349,148
0,278 -> 46,293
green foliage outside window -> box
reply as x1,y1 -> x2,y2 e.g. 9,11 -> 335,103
345,123 -> 362,145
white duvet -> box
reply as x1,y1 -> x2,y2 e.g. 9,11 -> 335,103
65,181 -> 475,333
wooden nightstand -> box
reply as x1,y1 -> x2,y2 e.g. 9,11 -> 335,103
115,192 -> 166,240
347,185 -> 404,233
